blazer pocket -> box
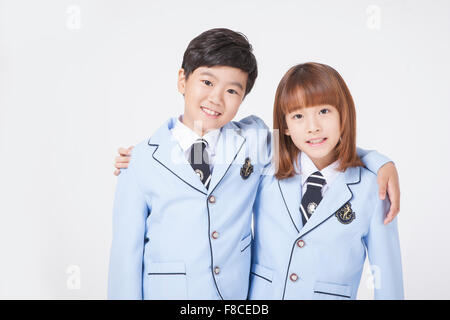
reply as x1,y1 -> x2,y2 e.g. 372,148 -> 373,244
145,262 -> 187,300
313,281 -> 352,300
250,263 -> 273,283
249,264 -> 275,300
240,233 -> 252,252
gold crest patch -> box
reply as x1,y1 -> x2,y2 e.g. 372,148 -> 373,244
335,202 -> 355,224
240,157 -> 254,180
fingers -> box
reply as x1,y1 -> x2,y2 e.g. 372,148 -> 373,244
384,204 -> 400,225
384,179 -> 400,225
377,175 -> 388,200
384,200 -> 400,224
115,157 -> 130,169
114,146 -> 134,176
118,146 -> 134,156
115,156 -> 130,164
118,148 -> 129,156
115,163 -> 129,170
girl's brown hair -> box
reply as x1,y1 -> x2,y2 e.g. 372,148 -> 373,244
273,62 -> 363,179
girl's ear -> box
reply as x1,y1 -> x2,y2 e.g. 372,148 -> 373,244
284,128 -> 291,136
177,68 -> 186,95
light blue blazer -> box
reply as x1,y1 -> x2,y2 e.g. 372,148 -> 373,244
108,115 -> 271,300
249,160 -> 404,300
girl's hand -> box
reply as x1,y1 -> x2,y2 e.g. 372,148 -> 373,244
377,162 -> 400,225
114,146 -> 134,176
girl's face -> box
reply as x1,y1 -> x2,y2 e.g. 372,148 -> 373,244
285,104 -> 341,170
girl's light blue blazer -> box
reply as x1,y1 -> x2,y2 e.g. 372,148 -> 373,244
249,162 -> 404,300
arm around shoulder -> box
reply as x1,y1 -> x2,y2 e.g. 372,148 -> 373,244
357,147 -> 393,175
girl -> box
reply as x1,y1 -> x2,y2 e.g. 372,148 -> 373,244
249,62 -> 403,299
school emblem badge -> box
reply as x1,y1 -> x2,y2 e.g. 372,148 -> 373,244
240,157 -> 254,180
194,169 -> 204,181
335,202 -> 355,224
307,202 -> 318,215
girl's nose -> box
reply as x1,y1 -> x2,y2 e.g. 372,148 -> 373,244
307,117 -> 321,133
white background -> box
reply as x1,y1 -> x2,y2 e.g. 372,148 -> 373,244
1,0 -> 449,299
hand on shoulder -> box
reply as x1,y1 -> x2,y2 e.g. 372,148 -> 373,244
114,146 -> 134,176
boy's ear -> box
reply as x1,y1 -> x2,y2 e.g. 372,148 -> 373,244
177,68 -> 186,95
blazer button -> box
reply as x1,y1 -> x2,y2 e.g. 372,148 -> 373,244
212,231 -> 219,239
297,240 -> 305,248
209,195 -> 216,204
214,266 -> 220,275
290,273 -> 298,282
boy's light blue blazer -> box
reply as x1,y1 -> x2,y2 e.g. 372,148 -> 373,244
249,160 -> 404,300
108,116 -> 271,300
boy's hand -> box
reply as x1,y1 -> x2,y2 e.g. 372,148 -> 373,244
377,162 -> 400,225
114,146 -> 134,176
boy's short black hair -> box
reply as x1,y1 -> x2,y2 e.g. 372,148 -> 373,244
181,28 -> 258,96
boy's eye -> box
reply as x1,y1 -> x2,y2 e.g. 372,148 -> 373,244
203,80 -> 213,86
293,114 -> 303,119
227,89 -> 238,95
320,108 -> 330,114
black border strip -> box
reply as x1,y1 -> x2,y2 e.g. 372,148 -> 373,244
250,272 -> 272,283
277,180 -> 300,234
240,242 -> 251,252
314,291 -> 351,299
148,141 -> 207,196
148,273 -> 186,276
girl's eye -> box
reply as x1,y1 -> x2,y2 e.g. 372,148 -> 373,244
293,114 -> 303,119
320,108 -> 330,114
227,89 -> 238,95
203,80 -> 213,86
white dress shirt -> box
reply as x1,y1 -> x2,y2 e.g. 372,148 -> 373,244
300,151 -> 342,197
171,115 -> 221,171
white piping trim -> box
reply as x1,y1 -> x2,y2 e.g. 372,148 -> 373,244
300,204 -> 309,221
307,182 -> 324,188
204,174 -> 212,186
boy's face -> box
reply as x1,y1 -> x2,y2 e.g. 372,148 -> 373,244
178,66 -> 248,135
284,105 -> 341,170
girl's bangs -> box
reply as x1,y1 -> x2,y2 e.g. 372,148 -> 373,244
279,77 -> 340,115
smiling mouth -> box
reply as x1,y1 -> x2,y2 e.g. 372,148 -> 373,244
201,106 -> 222,117
306,138 -> 327,145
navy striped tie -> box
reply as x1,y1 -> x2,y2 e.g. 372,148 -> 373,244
300,171 -> 326,226
189,139 -> 212,190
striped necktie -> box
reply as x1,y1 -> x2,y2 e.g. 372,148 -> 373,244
300,171 -> 326,226
189,138 -> 212,190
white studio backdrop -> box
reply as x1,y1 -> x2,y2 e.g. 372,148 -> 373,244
1,0 -> 449,299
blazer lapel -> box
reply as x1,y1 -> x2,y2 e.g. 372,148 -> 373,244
298,166 -> 361,238
148,118 -> 208,195
278,175 -> 303,233
207,122 -> 245,193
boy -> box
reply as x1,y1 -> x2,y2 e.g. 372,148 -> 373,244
109,28 -> 400,300
108,28 -> 270,300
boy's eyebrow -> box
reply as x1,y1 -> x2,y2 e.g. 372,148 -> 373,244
229,82 -> 244,91
200,71 -> 244,91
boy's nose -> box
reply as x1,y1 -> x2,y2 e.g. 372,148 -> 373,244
208,89 -> 223,106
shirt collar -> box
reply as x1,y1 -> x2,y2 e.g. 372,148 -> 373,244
171,115 -> 221,153
300,151 -> 341,188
